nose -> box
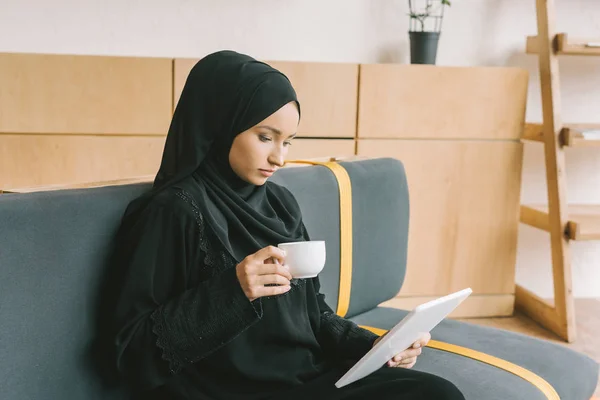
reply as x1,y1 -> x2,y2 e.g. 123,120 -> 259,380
268,146 -> 285,167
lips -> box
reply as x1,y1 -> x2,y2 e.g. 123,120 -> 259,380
259,169 -> 275,177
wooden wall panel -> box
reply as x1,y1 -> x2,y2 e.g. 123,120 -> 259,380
173,58 -> 199,109
358,139 -> 523,298
0,135 -> 166,189
0,136 -> 355,189
357,64 -> 528,140
286,139 -> 355,160
266,61 -> 358,138
0,53 -> 172,135
174,58 -> 359,138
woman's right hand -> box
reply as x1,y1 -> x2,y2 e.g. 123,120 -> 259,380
236,246 -> 292,302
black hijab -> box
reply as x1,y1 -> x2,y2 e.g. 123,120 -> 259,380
124,50 -> 306,262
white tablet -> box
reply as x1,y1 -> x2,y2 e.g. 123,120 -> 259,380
335,287 -> 473,388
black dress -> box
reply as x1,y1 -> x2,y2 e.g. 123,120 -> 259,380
112,184 -> 465,400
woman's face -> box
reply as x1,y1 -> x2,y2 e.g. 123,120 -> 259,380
229,101 -> 299,185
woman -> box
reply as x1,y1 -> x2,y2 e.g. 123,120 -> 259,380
111,50 -> 464,400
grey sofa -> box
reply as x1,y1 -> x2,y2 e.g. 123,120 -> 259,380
0,157 -> 597,399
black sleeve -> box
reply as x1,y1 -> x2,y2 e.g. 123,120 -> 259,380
312,275 -> 379,362
296,219 -> 379,362
112,197 -> 262,391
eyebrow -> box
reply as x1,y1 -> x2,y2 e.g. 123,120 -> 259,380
256,125 -> 297,138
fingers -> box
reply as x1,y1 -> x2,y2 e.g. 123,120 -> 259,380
253,273 -> 292,286
254,246 -> 286,265
258,263 -> 293,281
387,356 -> 417,368
410,332 -> 431,349
416,332 -> 431,348
392,347 -> 421,362
237,246 -> 294,302
247,284 -> 291,300
387,347 -> 422,368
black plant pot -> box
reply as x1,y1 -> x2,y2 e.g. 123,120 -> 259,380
409,31 -> 440,65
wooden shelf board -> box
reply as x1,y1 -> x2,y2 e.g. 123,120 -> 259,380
521,204 -> 600,240
526,33 -> 600,56
521,123 -> 600,147
557,33 -> 600,56
564,124 -> 600,147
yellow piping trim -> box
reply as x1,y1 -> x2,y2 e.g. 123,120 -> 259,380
359,327 -> 560,400
285,160 -> 352,317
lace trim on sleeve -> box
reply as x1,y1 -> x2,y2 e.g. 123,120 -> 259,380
149,189 -> 238,374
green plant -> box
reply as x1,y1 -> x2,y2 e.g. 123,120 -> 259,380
408,0 -> 451,32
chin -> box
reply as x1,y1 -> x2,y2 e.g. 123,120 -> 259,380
254,178 -> 268,186
246,175 -> 268,186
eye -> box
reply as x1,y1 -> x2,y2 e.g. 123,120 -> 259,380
284,140 -> 293,147
259,134 -> 272,143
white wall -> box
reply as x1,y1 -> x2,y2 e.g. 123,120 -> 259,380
1,0 -> 599,297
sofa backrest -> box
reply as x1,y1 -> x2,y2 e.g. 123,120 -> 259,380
0,157 -> 409,399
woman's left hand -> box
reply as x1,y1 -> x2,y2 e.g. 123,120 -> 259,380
372,332 -> 431,369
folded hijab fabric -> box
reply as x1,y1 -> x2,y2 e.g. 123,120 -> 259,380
124,50 -> 304,263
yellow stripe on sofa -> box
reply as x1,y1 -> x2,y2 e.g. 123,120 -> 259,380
359,325 -> 560,400
285,160 -> 352,318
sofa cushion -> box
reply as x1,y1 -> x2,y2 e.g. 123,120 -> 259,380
0,158 -> 408,399
0,184 -> 149,400
350,306 -> 599,400
273,158 -> 409,317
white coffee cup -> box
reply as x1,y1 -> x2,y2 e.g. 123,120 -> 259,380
277,240 -> 326,279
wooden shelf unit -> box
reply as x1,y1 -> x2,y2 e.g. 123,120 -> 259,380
517,0 -> 600,343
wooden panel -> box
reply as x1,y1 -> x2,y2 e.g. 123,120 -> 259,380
358,139 -> 523,297
0,136 -> 354,190
173,58 -> 199,110
174,58 -> 359,138
0,53 -> 172,135
286,139 -> 355,160
357,64 -> 528,140
0,135 -> 165,188
2,176 -> 154,194
381,294 -> 514,318
265,61 -> 358,138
